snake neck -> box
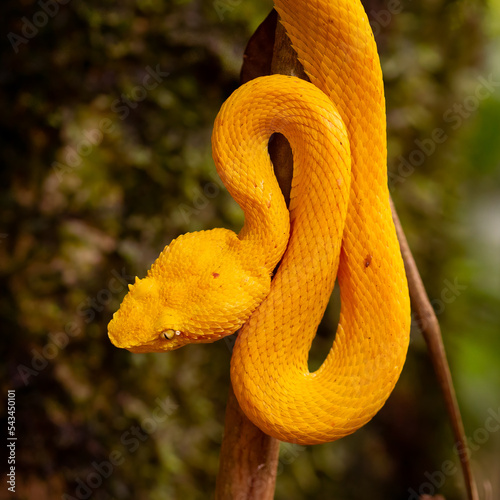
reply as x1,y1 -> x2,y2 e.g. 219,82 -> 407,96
212,80 -> 293,275
232,163 -> 290,274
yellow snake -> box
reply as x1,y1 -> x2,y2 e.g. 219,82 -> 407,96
108,0 -> 410,445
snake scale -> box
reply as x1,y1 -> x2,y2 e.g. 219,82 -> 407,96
108,0 -> 411,445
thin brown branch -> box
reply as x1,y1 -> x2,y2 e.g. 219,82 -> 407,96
390,198 -> 479,500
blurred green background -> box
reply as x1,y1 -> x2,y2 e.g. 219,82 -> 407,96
1,0 -> 499,499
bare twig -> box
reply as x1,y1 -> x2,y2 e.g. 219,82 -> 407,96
390,198 -> 479,500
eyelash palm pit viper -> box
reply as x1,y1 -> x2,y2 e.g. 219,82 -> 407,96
108,0 -> 411,445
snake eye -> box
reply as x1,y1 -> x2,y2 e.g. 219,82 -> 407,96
161,329 -> 181,340
162,329 -> 175,340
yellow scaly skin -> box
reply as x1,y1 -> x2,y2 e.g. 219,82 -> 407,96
108,0 -> 410,445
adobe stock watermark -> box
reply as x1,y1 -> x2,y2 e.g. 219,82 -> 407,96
174,176 -> 225,224
17,268 -> 134,386
407,407 -> 500,499
369,0 -> 410,37
52,65 -> 169,182
409,277 -> 467,342
213,0 -> 243,21
390,73 -> 500,188
62,396 -> 178,500
277,441 -> 306,475
7,0 -> 71,54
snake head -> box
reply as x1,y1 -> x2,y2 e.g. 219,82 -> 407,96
108,228 -> 270,353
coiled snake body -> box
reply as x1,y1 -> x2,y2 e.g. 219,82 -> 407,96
109,0 -> 410,445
